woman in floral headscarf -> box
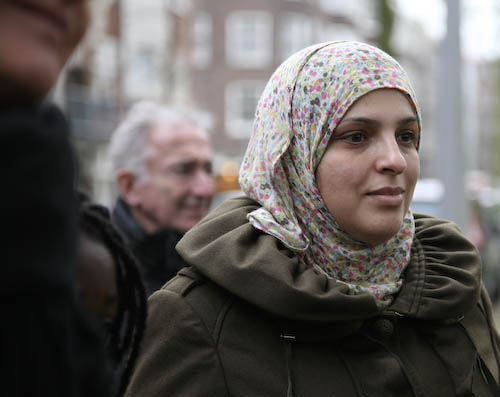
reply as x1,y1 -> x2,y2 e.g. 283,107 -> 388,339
125,41 -> 500,397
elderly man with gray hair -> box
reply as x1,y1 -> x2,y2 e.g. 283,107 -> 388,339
108,101 -> 215,296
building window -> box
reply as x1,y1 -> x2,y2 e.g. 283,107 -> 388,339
318,0 -> 357,13
192,11 -> 212,69
125,46 -> 159,98
225,80 -> 266,138
279,12 -> 313,61
226,11 -> 273,69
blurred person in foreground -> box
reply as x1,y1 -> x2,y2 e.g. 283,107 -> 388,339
0,0 -> 109,395
126,41 -> 500,396
108,102 -> 215,296
77,195 -> 147,396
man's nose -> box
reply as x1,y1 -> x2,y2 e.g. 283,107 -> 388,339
191,170 -> 215,197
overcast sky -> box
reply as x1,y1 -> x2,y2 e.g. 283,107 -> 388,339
393,0 -> 500,60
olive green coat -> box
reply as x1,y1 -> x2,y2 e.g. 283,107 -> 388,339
126,197 -> 500,396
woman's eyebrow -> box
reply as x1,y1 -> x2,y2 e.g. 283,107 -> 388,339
397,116 -> 419,126
338,116 -> 418,126
339,117 -> 377,125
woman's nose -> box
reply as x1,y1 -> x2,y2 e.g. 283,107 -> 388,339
375,136 -> 407,174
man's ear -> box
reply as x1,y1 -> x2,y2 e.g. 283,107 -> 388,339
116,170 -> 141,206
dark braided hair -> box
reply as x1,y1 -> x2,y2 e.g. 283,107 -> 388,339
77,193 -> 147,396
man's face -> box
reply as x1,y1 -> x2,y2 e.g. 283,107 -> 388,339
0,0 -> 90,100
132,123 -> 215,234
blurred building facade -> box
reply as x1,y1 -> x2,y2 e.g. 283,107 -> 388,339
62,0 -> 475,207
187,0 -> 379,194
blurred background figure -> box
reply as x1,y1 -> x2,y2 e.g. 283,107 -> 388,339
467,197 -> 500,304
108,102 -> 215,296
77,195 -> 147,397
0,0 -> 111,396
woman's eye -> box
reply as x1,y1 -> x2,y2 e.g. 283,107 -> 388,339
341,131 -> 366,144
398,131 -> 418,146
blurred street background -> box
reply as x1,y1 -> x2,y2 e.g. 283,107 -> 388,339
54,0 -> 500,319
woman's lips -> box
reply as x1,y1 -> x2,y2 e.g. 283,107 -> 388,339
367,187 -> 405,206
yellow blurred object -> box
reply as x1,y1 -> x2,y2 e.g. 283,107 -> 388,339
216,161 -> 240,193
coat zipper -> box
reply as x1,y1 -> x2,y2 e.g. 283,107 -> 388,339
280,333 -> 296,397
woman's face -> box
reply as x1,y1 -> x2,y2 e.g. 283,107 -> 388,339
0,0 -> 90,100
316,89 -> 420,245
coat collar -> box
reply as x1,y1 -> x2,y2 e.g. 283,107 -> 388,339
177,196 -> 481,323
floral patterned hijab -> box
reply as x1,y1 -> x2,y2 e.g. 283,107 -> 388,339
239,41 -> 421,305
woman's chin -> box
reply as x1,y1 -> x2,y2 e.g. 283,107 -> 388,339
348,221 -> 403,246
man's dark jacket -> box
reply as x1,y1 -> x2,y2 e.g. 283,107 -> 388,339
112,198 -> 188,296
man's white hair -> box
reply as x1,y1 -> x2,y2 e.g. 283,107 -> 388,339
108,101 -> 213,181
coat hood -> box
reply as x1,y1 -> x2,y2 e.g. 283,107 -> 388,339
177,196 -> 481,323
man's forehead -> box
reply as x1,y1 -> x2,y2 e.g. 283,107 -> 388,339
149,122 -> 210,146
146,127 -> 212,165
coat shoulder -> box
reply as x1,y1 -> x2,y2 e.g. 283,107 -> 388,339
162,266 -> 235,341
126,267 -> 231,396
